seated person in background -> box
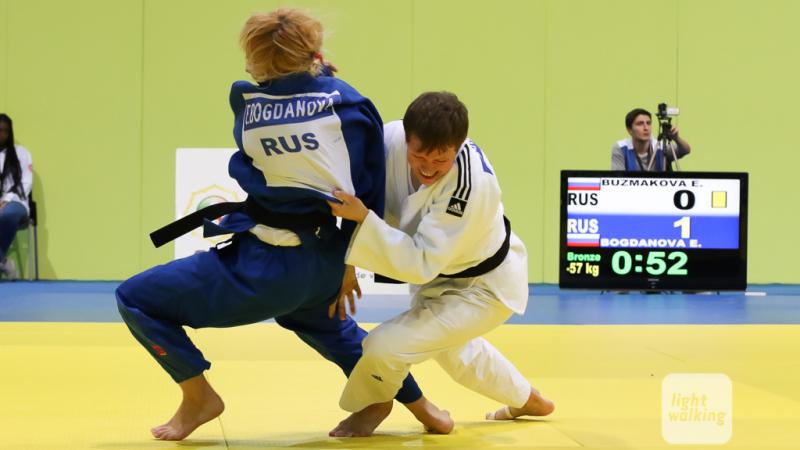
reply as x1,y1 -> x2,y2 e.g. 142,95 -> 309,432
611,108 -> 691,171
0,113 -> 33,280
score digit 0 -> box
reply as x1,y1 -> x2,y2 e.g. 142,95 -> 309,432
673,190 -> 695,210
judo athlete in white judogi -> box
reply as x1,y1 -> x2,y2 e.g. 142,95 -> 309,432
327,92 -> 554,437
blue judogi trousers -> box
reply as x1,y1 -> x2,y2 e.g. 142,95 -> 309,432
116,230 -> 422,404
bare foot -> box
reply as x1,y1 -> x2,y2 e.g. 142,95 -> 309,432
151,375 -> 225,441
486,386 -> 554,420
404,396 -> 454,434
329,401 -> 393,437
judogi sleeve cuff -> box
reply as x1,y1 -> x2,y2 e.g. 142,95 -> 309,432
344,210 -> 384,268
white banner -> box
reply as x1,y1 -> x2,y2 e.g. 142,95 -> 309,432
175,148 -> 244,259
174,148 -> 407,295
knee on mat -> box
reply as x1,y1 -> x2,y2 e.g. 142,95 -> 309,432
115,284 -> 140,318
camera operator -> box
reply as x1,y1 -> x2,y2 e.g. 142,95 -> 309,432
611,107 -> 691,171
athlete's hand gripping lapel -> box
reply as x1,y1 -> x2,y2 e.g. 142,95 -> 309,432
328,190 -> 369,224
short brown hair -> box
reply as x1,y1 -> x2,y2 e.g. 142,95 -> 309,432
403,91 -> 469,152
240,9 -> 323,82
625,108 -> 651,129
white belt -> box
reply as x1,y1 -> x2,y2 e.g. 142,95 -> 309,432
249,224 -> 302,247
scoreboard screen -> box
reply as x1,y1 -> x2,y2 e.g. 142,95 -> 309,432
559,170 -> 748,291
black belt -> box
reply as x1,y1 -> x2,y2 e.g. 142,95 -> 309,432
149,197 -> 331,248
375,216 -> 512,283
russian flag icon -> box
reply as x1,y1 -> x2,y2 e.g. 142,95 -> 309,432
567,233 -> 600,247
568,178 -> 601,191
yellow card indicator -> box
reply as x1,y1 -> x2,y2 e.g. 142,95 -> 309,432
712,191 -> 727,208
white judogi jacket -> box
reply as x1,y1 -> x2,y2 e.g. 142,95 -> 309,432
345,121 -> 528,314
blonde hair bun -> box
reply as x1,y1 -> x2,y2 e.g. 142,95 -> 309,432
240,8 -> 323,82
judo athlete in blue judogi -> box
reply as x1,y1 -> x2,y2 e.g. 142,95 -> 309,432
115,9 -> 441,441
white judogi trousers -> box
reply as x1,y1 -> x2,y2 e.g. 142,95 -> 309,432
339,288 -> 531,412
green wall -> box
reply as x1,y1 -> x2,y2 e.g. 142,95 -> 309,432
0,0 -> 796,283
4,0 -> 143,279
1,0 -> 7,110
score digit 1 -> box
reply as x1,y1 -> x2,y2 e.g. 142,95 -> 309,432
673,216 -> 691,239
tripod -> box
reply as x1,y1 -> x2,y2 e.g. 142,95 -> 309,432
656,103 -> 680,172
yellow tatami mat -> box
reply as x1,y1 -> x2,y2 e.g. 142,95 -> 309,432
1,322 -> 798,449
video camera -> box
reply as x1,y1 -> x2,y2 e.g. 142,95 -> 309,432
656,103 -> 679,120
656,102 -> 679,143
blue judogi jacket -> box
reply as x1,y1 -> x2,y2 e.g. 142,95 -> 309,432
206,72 -> 386,242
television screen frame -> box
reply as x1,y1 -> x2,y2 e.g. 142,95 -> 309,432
559,170 -> 748,291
